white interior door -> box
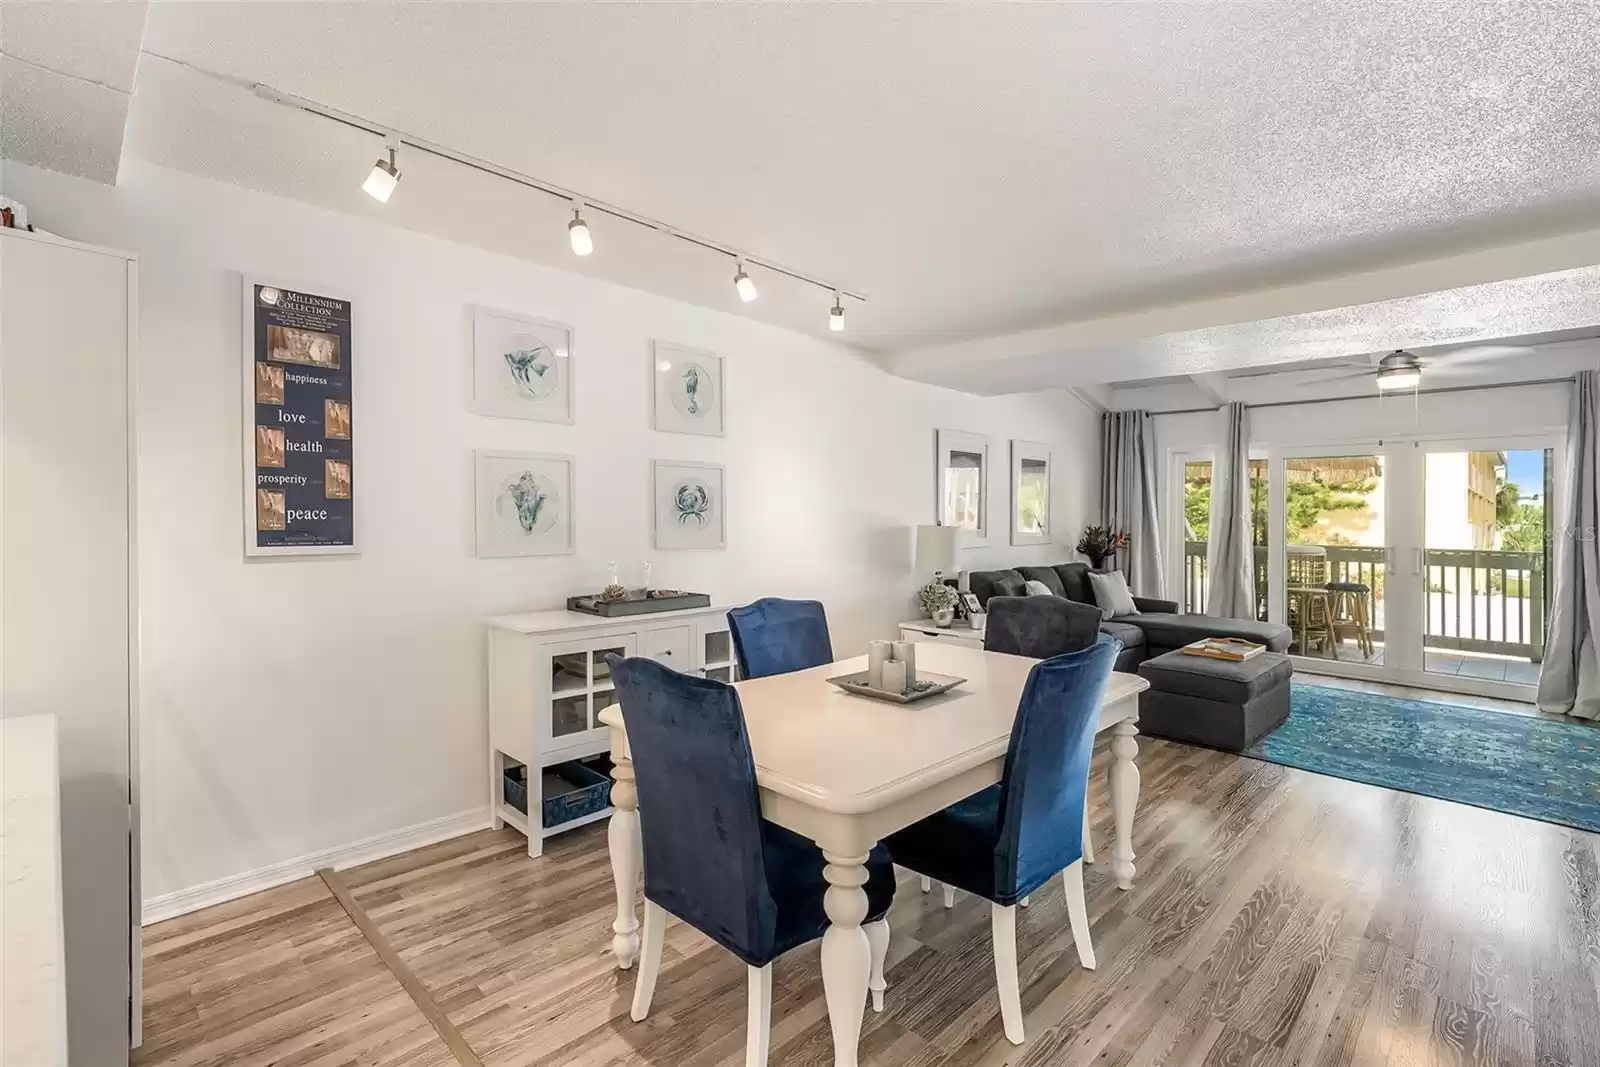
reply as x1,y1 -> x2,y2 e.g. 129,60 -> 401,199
1,231 -> 138,1058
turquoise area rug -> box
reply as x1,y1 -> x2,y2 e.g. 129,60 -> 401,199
1243,683 -> 1600,834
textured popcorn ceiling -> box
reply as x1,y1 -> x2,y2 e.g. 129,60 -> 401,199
0,0 -> 148,182
81,4 -> 1600,385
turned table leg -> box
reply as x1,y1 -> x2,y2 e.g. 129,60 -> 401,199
608,756 -> 642,969
1109,716 -> 1140,891
820,850 -> 871,1067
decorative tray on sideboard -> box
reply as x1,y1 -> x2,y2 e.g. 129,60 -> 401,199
567,592 -> 712,617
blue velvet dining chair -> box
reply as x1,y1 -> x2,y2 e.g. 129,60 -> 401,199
726,597 -> 834,679
607,654 -> 896,1067
885,635 -> 1119,1045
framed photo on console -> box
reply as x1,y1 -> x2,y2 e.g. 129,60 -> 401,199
1009,439 -> 1051,546
471,306 -> 574,424
651,341 -> 724,436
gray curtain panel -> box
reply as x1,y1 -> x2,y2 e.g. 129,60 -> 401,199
1538,370 -> 1600,720
1205,402 -> 1256,620
1100,410 -> 1166,598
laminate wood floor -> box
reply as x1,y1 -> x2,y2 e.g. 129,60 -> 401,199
134,737 -> 1600,1067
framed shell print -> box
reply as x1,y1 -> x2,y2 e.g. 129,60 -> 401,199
1010,439 -> 1051,546
652,459 -> 726,550
935,429 -> 989,546
474,450 -> 575,557
651,341 -> 724,436
472,306 -> 573,423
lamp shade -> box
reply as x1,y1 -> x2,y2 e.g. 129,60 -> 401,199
915,524 -> 961,574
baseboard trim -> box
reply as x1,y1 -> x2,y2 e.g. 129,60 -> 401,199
141,808 -> 490,926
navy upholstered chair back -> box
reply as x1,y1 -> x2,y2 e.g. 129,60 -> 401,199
994,635 -> 1119,898
727,598 -> 834,679
983,595 -> 1104,659
607,655 -> 778,962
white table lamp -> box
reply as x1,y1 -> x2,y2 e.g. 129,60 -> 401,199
915,524 -> 961,582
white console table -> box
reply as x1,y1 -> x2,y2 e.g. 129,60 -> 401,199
898,617 -> 986,650
485,605 -> 733,857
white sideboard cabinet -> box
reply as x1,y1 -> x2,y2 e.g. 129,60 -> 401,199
485,606 -> 735,857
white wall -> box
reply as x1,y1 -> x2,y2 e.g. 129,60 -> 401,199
0,161 -> 1100,910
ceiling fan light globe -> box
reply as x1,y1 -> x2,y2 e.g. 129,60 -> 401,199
1376,367 -> 1422,391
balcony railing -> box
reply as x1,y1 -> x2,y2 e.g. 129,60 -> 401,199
1423,549 -> 1544,659
1182,542 -> 1544,661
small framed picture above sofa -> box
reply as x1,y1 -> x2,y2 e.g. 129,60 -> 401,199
1010,439 -> 1051,546
936,429 -> 990,546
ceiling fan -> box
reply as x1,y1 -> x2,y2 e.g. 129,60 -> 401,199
1270,345 -> 1538,392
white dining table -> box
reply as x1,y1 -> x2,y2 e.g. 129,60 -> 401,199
598,643 -> 1149,1067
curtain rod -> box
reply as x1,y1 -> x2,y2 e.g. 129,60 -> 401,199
1144,374 -> 1577,416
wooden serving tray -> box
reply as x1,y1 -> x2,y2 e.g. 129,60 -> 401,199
1179,637 -> 1265,662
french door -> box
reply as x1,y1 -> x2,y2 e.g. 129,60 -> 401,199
1179,435 -> 1560,700
1265,436 -> 1558,699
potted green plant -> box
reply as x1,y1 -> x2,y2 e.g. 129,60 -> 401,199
916,580 -> 959,627
1076,525 -> 1129,571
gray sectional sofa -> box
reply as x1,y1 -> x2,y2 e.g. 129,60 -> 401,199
963,562 -> 1291,672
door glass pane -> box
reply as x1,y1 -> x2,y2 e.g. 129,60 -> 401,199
552,652 -> 588,695
591,688 -> 617,729
1182,459 -> 1268,618
1422,449 -> 1548,685
593,646 -> 625,684
552,694 -> 588,738
1283,455 -> 1385,664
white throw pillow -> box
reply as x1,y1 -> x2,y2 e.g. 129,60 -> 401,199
1022,579 -> 1054,597
1088,570 -> 1139,619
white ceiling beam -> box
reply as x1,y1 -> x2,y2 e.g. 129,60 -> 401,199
887,225 -> 1600,390
1187,373 -> 1229,407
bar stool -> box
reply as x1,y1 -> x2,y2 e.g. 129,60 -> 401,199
1326,581 -> 1374,657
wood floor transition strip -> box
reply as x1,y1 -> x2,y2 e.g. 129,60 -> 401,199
317,866 -> 485,1067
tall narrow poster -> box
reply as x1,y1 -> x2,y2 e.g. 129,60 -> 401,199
242,277 -> 357,556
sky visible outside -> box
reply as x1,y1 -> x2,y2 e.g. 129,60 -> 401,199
1504,449 -> 1545,503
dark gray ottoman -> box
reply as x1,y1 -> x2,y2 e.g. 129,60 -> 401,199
1136,650 -> 1292,752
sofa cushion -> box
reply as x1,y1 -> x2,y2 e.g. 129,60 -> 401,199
967,569 -> 1026,606
1053,562 -> 1094,604
1130,613 -> 1292,654
1138,649 -> 1292,705
1017,565 -> 1067,598
1088,570 -> 1139,619
1098,620 -> 1145,651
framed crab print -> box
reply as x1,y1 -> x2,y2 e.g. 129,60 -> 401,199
651,341 -> 724,436
474,450 -> 575,557
652,459 -> 726,550
471,306 -> 573,423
